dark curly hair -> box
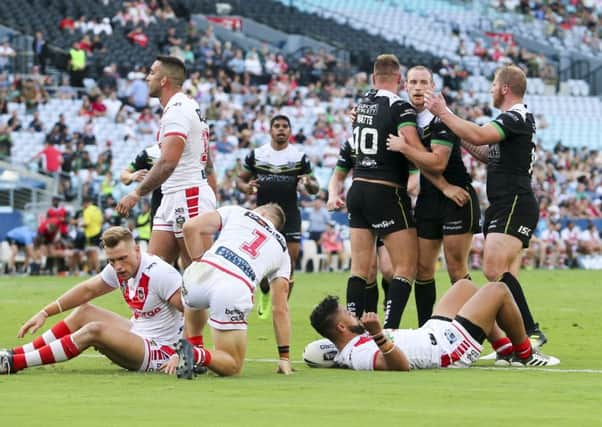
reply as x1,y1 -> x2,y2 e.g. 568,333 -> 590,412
310,295 -> 341,341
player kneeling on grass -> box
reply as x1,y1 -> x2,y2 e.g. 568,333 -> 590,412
0,226 -> 184,375
308,277 -> 560,371
162,203 -> 293,378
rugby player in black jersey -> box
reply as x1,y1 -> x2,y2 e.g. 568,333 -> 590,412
425,65 -> 547,355
346,55 -> 469,329
237,115 -> 319,316
386,66 -> 480,327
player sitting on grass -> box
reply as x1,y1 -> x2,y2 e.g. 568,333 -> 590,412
309,277 -> 560,371
1,226 -> 184,375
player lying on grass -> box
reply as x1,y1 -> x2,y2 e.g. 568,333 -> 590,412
1,226 -> 184,375
309,277 -> 560,371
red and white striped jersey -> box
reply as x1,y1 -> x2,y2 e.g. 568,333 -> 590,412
158,92 -> 209,194
101,253 -> 183,346
200,206 -> 291,290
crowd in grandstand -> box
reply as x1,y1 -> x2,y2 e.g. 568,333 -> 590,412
0,1 -> 600,277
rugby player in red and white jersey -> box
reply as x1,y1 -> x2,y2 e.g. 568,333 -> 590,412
0,227 -> 184,375
162,203 -> 292,377
117,55 -> 217,268
309,277 -> 560,371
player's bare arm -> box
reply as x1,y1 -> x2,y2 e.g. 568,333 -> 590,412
236,169 -> 259,194
425,91 -> 502,145
205,149 -> 218,195
120,168 -> 148,185
270,276 -> 292,375
182,210 -> 222,260
387,133 -> 452,174
137,135 -> 186,196
299,174 -> 320,195
327,168 -> 349,211
460,140 -> 490,163
17,275 -> 114,338
360,312 -> 410,371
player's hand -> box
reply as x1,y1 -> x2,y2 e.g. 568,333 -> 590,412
359,312 -> 382,336
160,354 -> 179,375
424,91 -> 447,117
326,196 -> 345,211
443,185 -> 469,207
276,358 -> 293,375
17,310 -> 48,338
116,191 -> 140,217
131,169 -> 148,183
349,106 -> 357,124
244,180 -> 260,195
386,133 -> 408,153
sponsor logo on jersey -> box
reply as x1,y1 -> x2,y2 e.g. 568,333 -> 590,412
517,225 -> 532,236
216,246 -> 256,281
225,308 -> 245,322
444,329 -> 458,344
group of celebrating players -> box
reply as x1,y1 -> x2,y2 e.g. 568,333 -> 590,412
0,53 -> 559,379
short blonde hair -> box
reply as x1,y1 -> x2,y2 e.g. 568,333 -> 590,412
373,54 -> 401,82
495,65 -> 527,97
260,203 -> 286,231
101,226 -> 135,249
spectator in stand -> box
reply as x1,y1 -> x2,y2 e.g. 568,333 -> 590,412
307,198 -> 331,245
127,27 -> 149,48
125,71 -> 149,111
7,111 -> 22,131
159,27 -> 182,54
560,220 -> 581,268
98,65 -> 118,95
90,93 -> 107,117
0,40 -> 16,73
578,222 -> 602,255
32,142 -> 62,175
68,41 -> 86,87
59,16 -> 76,32
136,107 -> 157,134
31,32 -> 47,74
319,222 -> 346,272
28,112 -> 44,132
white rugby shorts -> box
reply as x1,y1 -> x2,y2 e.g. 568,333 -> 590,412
181,259 -> 255,331
138,338 -> 176,372
423,318 -> 483,368
153,185 -> 216,238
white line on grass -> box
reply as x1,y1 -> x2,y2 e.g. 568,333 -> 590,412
79,354 -> 602,373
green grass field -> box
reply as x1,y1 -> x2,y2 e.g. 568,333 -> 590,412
0,270 -> 601,427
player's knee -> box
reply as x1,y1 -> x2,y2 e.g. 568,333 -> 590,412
416,260 -> 435,281
70,303 -> 94,321
80,321 -> 106,343
482,260 -> 503,281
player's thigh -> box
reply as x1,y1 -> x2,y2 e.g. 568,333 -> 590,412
376,239 -> 393,281
455,282 -> 509,335
67,303 -> 132,331
417,237 -> 442,280
382,227 -> 417,277
483,233 -> 523,278
211,328 -> 248,367
432,279 -> 479,319
90,327 -> 148,371
148,230 -> 178,264
349,228 -> 375,277
442,233 -> 473,281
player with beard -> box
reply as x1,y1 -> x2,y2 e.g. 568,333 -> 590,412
117,56 -> 217,269
237,115 -> 319,317
425,65 -> 548,355
309,277 -> 560,371
386,66 -> 480,327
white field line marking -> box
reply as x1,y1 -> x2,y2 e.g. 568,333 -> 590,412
79,354 -> 602,373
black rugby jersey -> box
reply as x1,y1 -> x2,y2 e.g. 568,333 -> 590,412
416,110 -> 471,195
129,144 -> 162,217
487,104 -> 536,200
243,143 -> 313,210
335,137 -> 355,172
352,89 -> 416,185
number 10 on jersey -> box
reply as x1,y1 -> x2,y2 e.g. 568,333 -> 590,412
352,127 -> 378,155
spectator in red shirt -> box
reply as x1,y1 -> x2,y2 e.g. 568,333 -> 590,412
32,142 -> 62,175
59,16 -> 75,32
127,27 -> 149,48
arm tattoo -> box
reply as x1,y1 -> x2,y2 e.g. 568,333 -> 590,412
137,159 -> 176,196
461,140 -> 489,164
